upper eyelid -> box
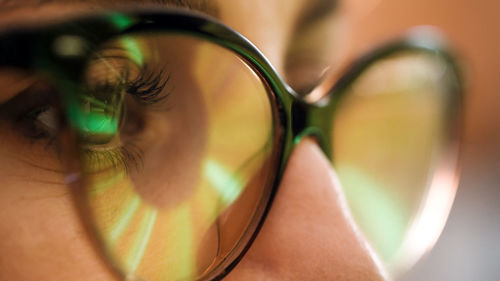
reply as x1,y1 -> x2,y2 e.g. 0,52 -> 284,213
0,79 -> 57,118
0,72 -> 38,105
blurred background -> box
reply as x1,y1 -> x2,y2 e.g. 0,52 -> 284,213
341,0 -> 499,280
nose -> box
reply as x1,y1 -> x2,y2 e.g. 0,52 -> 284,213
226,138 -> 388,280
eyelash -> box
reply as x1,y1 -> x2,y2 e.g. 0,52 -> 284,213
128,67 -> 171,105
27,67 -> 170,172
89,66 -> 171,106
82,141 -> 144,174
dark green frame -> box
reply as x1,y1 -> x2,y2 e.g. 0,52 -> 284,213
0,7 -> 462,281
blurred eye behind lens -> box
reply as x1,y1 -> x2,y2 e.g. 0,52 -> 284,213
284,0 -> 342,94
331,51 -> 459,274
61,33 -> 278,281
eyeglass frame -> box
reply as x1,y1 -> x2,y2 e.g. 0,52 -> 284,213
0,7 -> 463,281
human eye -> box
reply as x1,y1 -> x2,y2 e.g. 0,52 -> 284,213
0,71 -> 64,171
78,53 -> 171,173
0,46 -> 170,177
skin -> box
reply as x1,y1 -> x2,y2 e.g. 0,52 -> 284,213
0,0 -> 388,280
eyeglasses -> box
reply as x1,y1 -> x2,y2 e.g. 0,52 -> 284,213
0,7 -> 462,281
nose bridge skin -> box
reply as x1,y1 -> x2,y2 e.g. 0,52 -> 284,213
225,138 -> 389,281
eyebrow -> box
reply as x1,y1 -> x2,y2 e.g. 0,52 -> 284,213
0,0 -> 219,17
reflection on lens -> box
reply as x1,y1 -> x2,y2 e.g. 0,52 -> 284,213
63,34 -> 276,281
332,52 -> 458,272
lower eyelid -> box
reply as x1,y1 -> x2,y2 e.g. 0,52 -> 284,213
82,143 -> 142,174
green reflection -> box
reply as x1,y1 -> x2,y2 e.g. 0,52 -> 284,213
120,37 -> 144,66
126,208 -> 158,273
337,164 -> 407,261
66,95 -> 119,135
109,13 -> 135,30
109,195 -> 141,244
77,112 -> 118,134
204,159 -> 243,206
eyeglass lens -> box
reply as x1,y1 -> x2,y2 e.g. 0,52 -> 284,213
62,33 -> 277,281
332,51 -> 457,272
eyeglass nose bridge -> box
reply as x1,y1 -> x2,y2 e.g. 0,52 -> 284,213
288,95 -> 334,160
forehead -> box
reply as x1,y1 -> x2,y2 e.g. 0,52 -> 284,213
0,0 -> 328,19
0,0 -> 216,19
0,0 -> 212,9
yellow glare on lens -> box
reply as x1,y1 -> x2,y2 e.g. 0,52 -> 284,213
158,204 -> 195,280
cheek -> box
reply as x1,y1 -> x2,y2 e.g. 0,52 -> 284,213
0,130 -> 117,280
0,190 -> 118,280
225,139 -> 387,281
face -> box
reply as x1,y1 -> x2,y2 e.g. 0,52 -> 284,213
0,0 -> 459,280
